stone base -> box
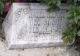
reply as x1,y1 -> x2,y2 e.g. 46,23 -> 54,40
3,3 -> 67,49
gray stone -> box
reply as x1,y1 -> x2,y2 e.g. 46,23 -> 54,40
2,3 -> 67,49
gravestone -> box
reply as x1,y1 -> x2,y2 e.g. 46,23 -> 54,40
2,3 -> 67,49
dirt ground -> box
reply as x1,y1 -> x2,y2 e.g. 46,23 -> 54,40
0,40 -> 79,56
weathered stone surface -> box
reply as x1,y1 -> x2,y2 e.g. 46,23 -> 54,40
3,3 -> 67,49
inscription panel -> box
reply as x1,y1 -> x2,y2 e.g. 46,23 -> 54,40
3,3 -> 67,49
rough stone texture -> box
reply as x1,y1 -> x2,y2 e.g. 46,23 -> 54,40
3,3 -> 67,49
